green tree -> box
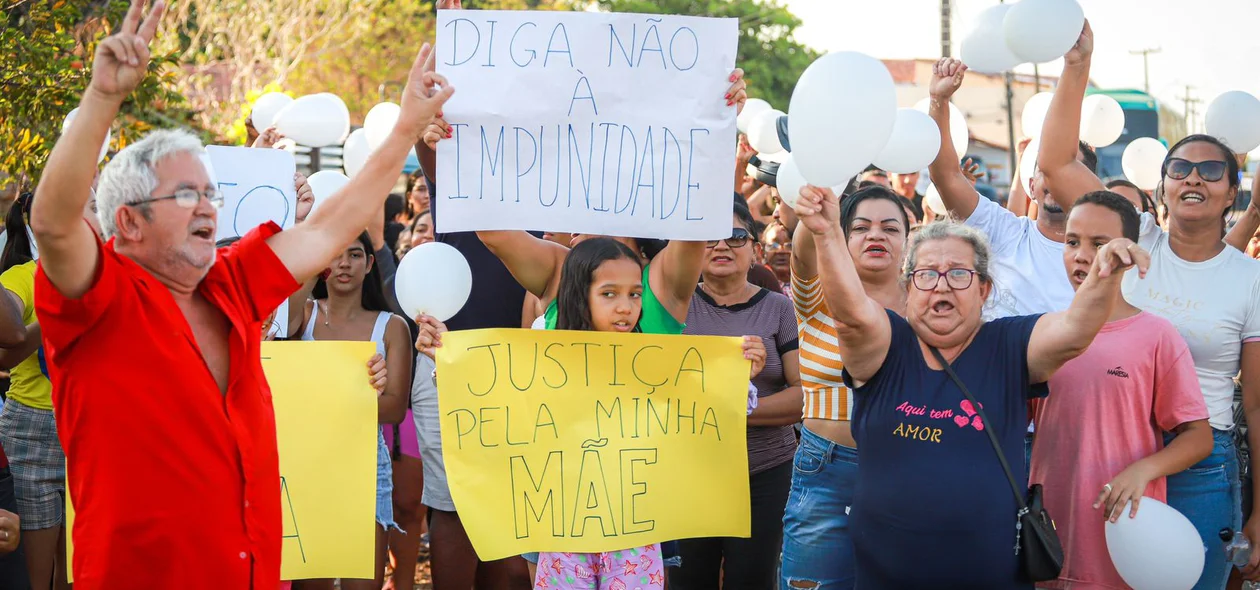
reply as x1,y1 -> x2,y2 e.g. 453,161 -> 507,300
1,0 -> 201,191
582,0 -> 816,109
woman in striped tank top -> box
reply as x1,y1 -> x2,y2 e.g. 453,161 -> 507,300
781,185 -> 909,589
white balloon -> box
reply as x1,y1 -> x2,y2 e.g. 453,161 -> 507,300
317,92 -> 352,144
875,109 -> 942,174
273,94 -> 351,148
306,170 -> 350,215
789,51 -> 898,187
924,184 -> 946,215
1020,136 -> 1041,195
959,4 -> 1023,74
1122,137 -> 1169,191
1205,91 -> 1260,154
1021,92 -> 1055,139
395,242 -> 473,322
775,155 -> 808,209
341,129 -> 370,178
913,98 -> 969,158
1105,497 -> 1205,590
364,102 -> 402,151
1080,94 -> 1126,148
62,108 -> 110,164
1003,0 -> 1086,64
737,99 -> 772,135
747,110 -> 785,155
250,92 -> 293,131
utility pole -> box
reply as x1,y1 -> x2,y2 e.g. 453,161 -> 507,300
1180,85 -> 1201,134
941,0 -> 952,57
1130,47 -> 1161,94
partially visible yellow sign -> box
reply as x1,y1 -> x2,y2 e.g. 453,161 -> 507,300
68,341 -> 378,582
266,340 -> 378,580
438,329 -> 751,561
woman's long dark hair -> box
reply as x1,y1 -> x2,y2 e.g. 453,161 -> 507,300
840,185 -> 911,240
312,231 -> 391,313
555,237 -> 643,332
0,192 -> 35,273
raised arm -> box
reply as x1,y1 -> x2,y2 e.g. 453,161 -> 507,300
1037,21 -> 1105,205
794,185 -> 892,382
477,231 -> 568,303
1006,138 -> 1034,216
647,240 -> 707,323
31,0 -> 165,298
926,58 -> 981,220
1028,238 -> 1147,382
266,44 -> 453,283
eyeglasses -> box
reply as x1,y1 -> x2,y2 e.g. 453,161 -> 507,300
706,228 -> 751,249
133,188 -> 224,209
1164,158 -> 1228,183
909,268 -> 977,291
764,241 -> 791,252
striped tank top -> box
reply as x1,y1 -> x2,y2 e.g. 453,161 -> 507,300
792,271 -> 853,421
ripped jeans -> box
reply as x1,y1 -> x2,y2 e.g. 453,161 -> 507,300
779,426 -> 857,590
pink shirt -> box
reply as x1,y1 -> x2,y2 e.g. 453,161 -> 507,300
1031,312 -> 1207,589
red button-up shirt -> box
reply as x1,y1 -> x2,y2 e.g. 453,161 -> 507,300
35,222 -> 298,589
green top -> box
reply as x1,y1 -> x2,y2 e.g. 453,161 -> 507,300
543,262 -> 684,335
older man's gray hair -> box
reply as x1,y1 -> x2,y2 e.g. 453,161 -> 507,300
95,129 -> 205,239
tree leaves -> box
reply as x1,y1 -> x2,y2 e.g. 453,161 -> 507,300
1,0 -> 203,191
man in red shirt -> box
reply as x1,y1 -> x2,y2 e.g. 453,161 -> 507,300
29,1 -> 453,587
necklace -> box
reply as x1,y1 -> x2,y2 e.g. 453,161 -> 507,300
320,300 -> 331,327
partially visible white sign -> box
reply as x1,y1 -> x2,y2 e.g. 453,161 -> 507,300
435,10 -> 739,240
204,145 -> 298,338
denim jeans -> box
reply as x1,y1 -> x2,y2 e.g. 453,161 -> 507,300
1164,429 -> 1241,590
780,426 -> 857,590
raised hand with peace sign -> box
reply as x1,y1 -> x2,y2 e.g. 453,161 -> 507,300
88,0 -> 166,101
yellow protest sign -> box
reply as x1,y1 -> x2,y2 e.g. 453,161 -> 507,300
68,341 -> 378,582
266,340 -> 378,580
438,328 -> 751,561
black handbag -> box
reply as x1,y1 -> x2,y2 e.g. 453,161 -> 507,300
930,347 -> 1065,582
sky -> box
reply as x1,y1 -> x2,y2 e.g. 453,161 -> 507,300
785,0 -> 1259,144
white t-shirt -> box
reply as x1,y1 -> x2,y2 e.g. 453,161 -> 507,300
964,196 -> 1074,320
1122,213 -> 1260,429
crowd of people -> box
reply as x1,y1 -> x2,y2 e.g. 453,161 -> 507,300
2,1 -> 1260,589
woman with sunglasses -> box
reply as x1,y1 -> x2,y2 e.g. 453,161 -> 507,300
793,183 -> 1138,588
1036,34 -> 1260,584
668,200 -> 802,590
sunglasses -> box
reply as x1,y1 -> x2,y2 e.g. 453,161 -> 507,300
706,228 -> 751,249
1164,158 -> 1228,183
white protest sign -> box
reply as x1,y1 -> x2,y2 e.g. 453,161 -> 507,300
204,145 -> 298,338
435,10 -> 738,241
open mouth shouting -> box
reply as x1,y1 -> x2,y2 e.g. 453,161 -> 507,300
930,299 -> 956,315
863,243 -> 890,258
611,319 -> 634,332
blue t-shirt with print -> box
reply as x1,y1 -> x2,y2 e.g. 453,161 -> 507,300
846,309 -> 1044,589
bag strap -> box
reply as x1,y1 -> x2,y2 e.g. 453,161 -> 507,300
930,346 -> 1028,511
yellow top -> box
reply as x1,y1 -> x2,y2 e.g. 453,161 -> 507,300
1,261 -> 52,410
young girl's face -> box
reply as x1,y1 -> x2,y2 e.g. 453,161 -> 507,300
588,257 -> 643,333
324,242 -> 372,295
